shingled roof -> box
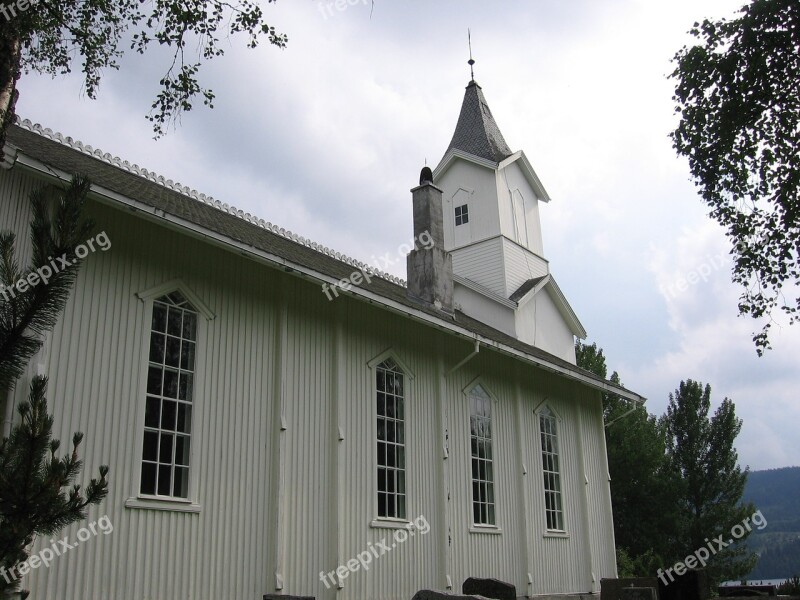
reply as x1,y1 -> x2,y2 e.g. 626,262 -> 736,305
444,80 -> 514,163
2,120 -> 644,403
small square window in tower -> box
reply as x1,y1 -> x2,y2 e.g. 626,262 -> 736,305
455,204 -> 469,226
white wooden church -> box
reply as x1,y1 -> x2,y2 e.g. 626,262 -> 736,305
0,77 -> 644,600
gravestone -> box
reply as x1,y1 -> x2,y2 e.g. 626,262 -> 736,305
620,588 -> 658,600
601,577 -> 660,600
659,569 -> 709,600
411,591 -> 491,600
462,577 -> 516,600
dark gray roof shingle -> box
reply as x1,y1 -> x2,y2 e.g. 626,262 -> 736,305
509,276 -> 547,303
444,81 -> 513,163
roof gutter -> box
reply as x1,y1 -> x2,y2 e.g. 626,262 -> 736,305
10,151 -> 647,404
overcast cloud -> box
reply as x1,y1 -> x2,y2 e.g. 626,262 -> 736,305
15,0 -> 799,470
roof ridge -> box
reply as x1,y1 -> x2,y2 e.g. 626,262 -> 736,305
15,118 -> 406,288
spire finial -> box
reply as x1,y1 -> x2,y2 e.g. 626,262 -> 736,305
468,29 -> 475,82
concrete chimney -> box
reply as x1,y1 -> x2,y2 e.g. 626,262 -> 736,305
406,167 -> 454,313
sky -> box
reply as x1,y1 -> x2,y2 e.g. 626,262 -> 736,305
15,0 -> 799,471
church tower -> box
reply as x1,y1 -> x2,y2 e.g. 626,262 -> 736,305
432,79 -> 586,363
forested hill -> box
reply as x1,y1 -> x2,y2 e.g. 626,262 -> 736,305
744,466 -> 800,579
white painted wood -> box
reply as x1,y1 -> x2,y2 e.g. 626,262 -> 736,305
1,163 -> 616,600
515,290 -> 578,364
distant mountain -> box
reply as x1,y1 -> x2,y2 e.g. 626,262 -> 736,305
743,467 -> 800,580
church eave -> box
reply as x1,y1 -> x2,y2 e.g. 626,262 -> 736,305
4,120 -> 634,402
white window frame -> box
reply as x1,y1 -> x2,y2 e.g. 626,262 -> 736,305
463,378 -> 500,532
455,203 -> 470,226
538,405 -> 565,532
126,280 -> 214,513
368,349 -> 415,526
468,383 -> 496,526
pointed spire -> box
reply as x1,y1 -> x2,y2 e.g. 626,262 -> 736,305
468,29 -> 476,82
444,81 -> 513,163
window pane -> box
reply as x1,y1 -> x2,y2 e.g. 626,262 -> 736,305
386,469 -> 395,493
142,431 -> 159,462
385,396 -> 395,419
179,373 -> 193,402
159,433 -> 174,463
145,397 -> 161,428
175,435 -> 191,466
163,369 -> 179,398
167,307 -> 182,336
378,468 -> 386,493
182,313 -> 197,341
147,366 -> 162,395
173,467 -> 189,498
157,464 -> 172,496
152,304 -> 167,332
140,463 -> 157,495
165,336 -> 181,368
377,370 -> 386,393
161,400 -> 177,431
177,403 -> 192,434
149,333 -> 166,364
393,373 -> 404,396
181,341 -> 196,371
378,493 -> 387,517
377,441 -> 386,467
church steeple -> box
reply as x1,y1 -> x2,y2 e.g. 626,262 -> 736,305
430,77 -> 586,362
444,81 -> 513,163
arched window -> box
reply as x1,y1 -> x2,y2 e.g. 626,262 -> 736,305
375,358 -> 406,519
140,291 -> 198,499
539,406 -> 564,531
469,384 -> 495,525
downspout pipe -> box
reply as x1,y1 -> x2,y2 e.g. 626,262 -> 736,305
447,339 -> 480,376
604,404 -> 640,428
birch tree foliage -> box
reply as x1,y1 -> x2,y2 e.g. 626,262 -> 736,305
0,0 -> 288,152
670,0 -> 800,354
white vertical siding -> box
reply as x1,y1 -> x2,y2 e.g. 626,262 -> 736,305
1,164 -> 616,600
0,167 -> 40,433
